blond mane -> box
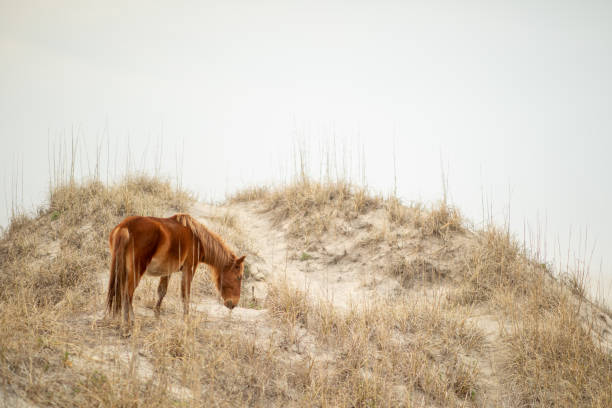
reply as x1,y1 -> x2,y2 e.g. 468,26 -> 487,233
173,213 -> 236,272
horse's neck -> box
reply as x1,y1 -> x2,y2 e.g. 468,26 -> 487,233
199,231 -> 232,271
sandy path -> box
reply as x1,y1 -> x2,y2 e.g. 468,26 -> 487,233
191,200 -> 401,310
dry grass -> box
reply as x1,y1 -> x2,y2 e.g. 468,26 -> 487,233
231,179 -> 382,243
446,226 -> 612,406
385,197 -> 463,238
0,175 -> 191,304
413,201 -> 463,238
451,227 -> 562,311
265,280 -> 484,407
231,179 -> 465,248
2,173 -> 611,407
384,195 -> 412,226
386,256 -> 448,288
0,175 -> 330,407
231,178 -> 611,406
228,186 -> 270,203
0,175 -> 197,406
266,280 -> 310,327
503,296 -> 612,407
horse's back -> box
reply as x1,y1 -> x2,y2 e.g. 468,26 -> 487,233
110,215 -> 196,273
111,215 -> 182,237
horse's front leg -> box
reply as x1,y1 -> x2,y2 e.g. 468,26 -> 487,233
180,266 -> 195,316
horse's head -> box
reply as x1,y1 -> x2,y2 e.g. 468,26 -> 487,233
218,255 -> 245,309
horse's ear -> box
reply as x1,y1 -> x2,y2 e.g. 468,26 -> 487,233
236,255 -> 246,265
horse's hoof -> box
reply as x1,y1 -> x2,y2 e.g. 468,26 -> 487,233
120,324 -> 133,338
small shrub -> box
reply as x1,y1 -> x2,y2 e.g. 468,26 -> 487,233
300,252 -> 312,261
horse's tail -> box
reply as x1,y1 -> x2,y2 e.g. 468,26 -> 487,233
106,227 -> 130,317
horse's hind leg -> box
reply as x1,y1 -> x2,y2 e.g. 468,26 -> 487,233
123,284 -> 136,327
155,275 -> 170,317
121,295 -> 134,337
123,260 -> 143,327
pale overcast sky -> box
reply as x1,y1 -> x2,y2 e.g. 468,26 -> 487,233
1,0 -> 611,303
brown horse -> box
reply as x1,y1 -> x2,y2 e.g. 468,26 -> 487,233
106,213 -> 245,324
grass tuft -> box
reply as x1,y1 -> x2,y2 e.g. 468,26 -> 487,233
386,256 -> 447,288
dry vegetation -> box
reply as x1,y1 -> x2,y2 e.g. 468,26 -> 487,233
266,280 -> 485,406
386,196 -> 463,239
0,173 -> 610,407
259,180 -> 380,243
229,177 -> 611,407
0,175 -> 194,406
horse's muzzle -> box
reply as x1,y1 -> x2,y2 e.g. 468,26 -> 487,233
224,299 -> 236,310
